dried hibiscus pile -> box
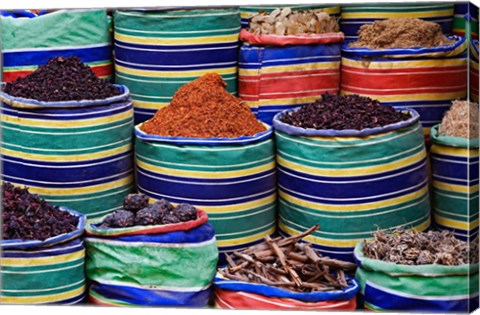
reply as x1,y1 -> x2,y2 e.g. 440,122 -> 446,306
362,228 -> 479,265
140,73 -> 266,138
3,56 -> 121,101
98,193 -> 198,228
219,225 -> 357,292
2,182 -> 79,241
279,94 -> 411,130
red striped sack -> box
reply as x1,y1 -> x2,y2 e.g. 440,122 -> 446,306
341,36 -> 468,142
239,29 -> 344,125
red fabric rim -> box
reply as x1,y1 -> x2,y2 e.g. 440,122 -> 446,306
239,29 -> 344,46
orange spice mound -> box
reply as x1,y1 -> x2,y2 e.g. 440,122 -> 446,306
141,73 -> 267,138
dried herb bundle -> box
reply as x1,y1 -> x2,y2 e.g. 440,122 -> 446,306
218,225 -> 357,293
349,18 -> 454,49
248,8 -> 339,36
438,100 -> 479,139
362,228 -> 479,265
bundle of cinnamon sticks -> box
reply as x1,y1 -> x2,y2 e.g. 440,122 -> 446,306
219,225 -> 357,292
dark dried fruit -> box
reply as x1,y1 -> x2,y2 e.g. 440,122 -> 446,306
102,210 -> 135,228
123,193 -> 150,213
173,203 -> 197,222
162,214 -> 181,225
3,56 -> 122,101
135,205 -> 163,226
1,182 -> 79,241
279,94 -> 411,130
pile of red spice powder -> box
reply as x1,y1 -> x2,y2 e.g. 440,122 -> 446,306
140,73 -> 266,138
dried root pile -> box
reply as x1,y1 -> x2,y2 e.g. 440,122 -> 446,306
438,100 -> 479,139
218,225 -> 357,292
248,8 -> 339,36
363,228 -> 479,265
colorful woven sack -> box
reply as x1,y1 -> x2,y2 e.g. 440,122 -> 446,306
273,108 -> 431,262
239,5 -> 341,29
214,272 -> 359,310
430,124 -> 479,240
85,210 -> 218,307
1,208 -> 87,304
0,9 -> 112,82
453,2 -> 479,40
471,40 -> 479,103
341,36 -> 468,140
239,30 -> 344,125
354,242 -> 479,312
134,124 -> 277,261
340,3 -> 454,40
0,85 -> 135,220
113,8 -> 240,124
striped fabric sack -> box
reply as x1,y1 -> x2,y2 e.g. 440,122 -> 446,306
113,9 -> 241,124
239,5 -> 341,29
272,108 -> 431,262
353,242 -> 479,312
134,124 -> 277,261
0,85 -> 135,220
1,208 -> 87,305
453,3 -> 479,40
471,40 -> 479,103
85,210 -> 218,307
341,36 -> 468,141
340,3 -> 454,41
430,125 -> 479,240
214,272 -> 359,310
0,9 -> 113,83
239,30 -> 344,125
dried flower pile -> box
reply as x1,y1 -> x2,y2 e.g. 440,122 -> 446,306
2,182 -> 79,241
279,94 -> 411,130
218,225 -> 357,292
248,8 -> 339,36
140,73 -> 266,138
3,56 -> 121,101
362,228 -> 479,265
438,100 -> 479,139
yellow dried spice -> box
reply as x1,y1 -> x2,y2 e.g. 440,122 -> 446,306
438,100 -> 479,139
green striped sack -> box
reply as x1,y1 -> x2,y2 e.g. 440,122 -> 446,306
1,208 -> 86,305
113,8 -> 241,124
453,3 -> 479,40
0,85 -> 135,220
134,124 -> 277,261
239,5 -> 341,28
340,3 -> 454,40
430,124 -> 479,240
85,210 -> 218,307
354,242 -> 479,312
273,108 -> 431,262
1,9 -> 113,82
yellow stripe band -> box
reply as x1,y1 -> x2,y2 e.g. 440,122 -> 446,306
1,250 -> 85,267
433,213 -> 479,230
137,159 -> 275,180
116,64 -> 237,78
341,10 -> 453,19
432,180 -> 479,194
115,33 -> 238,45
1,285 -> 86,304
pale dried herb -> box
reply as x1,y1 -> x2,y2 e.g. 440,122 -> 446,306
362,228 -> 478,265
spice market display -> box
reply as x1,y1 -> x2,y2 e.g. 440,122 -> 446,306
0,3 -> 479,313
